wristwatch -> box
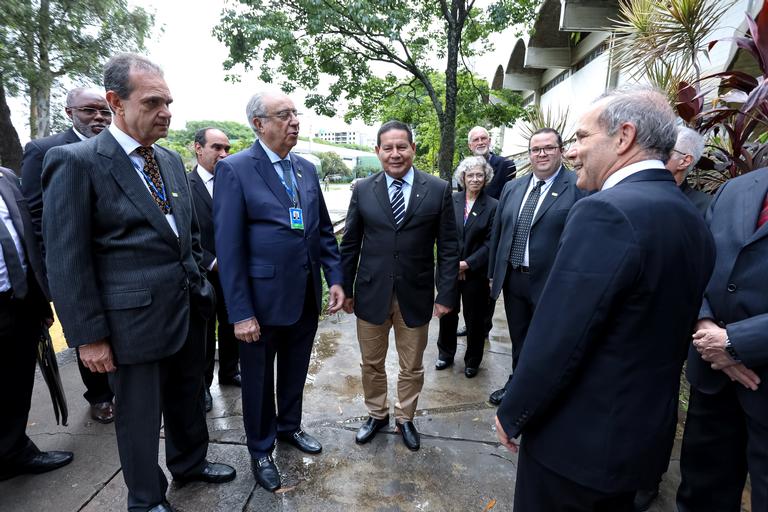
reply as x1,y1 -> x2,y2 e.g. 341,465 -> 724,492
724,338 -> 740,362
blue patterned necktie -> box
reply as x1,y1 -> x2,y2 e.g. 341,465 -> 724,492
510,180 -> 545,266
391,179 -> 405,226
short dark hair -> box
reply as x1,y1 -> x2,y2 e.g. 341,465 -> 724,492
529,127 -> 563,148
103,53 -> 163,99
194,127 -> 219,147
377,120 -> 413,146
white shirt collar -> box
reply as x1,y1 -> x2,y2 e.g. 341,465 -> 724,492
385,167 -> 415,187
258,139 -> 288,164
601,159 -> 664,191
109,123 -> 151,157
72,127 -> 88,141
529,166 -> 562,188
196,164 -> 214,182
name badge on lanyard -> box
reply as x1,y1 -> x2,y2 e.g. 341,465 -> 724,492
290,207 -> 304,230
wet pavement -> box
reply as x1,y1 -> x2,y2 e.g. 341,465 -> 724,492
1,304 -> 691,511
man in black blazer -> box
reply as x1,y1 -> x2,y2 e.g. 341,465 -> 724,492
21,87 -> 115,424
188,127 -> 239,413
486,128 -> 582,405
340,120 -> 459,451
42,53 -> 234,512
495,89 -> 715,511
466,126 -> 516,200
0,167 -> 73,481
676,168 -> 768,511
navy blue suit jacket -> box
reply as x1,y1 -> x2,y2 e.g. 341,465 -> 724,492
497,168 -> 715,493
687,168 -> 768,422
213,141 -> 342,326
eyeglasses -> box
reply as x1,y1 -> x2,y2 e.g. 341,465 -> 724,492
465,172 -> 486,181
260,109 -> 302,121
671,148 -> 688,157
529,145 -> 561,155
68,106 -> 112,117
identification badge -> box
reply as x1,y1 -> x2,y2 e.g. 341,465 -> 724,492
289,207 -> 304,230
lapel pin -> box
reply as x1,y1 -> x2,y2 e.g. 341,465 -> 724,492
297,172 -> 302,178
171,192 -> 179,197
472,211 -> 477,216
551,192 -> 559,197
416,194 -> 420,198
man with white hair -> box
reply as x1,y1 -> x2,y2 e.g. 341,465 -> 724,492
666,126 -> 711,214
466,126 -> 516,199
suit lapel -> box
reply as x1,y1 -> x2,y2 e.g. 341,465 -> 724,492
98,132 -> 179,249
155,149 -> 187,246
190,166 -> 213,211
290,155 -> 308,208
373,172 -> 397,228
464,192 -> 486,233
744,171 -> 768,246
401,169 -> 428,228
0,175 -> 24,240
532,167 -> 567,227
454,192 -> 465,239
505,175 -> 530,233
251,142 -> 293,209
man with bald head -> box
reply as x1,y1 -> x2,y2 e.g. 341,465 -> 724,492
214,91 -> 344,491
21,87 -> 115,424
494,88 -> 715,510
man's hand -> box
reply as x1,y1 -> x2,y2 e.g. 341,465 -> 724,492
722,363 -> 761,391
342,297 -> 354,314
459,260 -> 469,272
695,318 -> 719,331
495,416 -> 519,453
433,303 -> 452,318
328,284 -> 345,314
235,318 -> 261,343
693,325 -> 733,369
79,339 -> 116,373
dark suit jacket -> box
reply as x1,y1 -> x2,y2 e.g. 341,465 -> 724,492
0,168 -> 52,318
484,153 -> 517,199
188,166 -> 216,270
41,129 -> 214,365
488,167 -> 582,303
340,169 -> 459,327
497,168 -> 715,493
687,168 -> 768,422
680,180 -> 712,215
213,141 -> 342,326
452,190 -> 497,282
21,128 -> 80,242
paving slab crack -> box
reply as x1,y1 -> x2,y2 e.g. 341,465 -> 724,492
76,467 -> 122,511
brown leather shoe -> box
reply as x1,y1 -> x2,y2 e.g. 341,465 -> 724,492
90,401 -> 115,424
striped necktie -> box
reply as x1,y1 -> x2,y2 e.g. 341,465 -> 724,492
391,179 -> 405,226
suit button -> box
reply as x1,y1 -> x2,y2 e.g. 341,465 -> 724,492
182,278 -> 189,290
727,284 -> 737,292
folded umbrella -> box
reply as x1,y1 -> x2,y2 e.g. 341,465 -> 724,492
36,325 -> 68,426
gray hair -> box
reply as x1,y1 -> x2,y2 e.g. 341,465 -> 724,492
467,126 -> 489,143
454,156 -> 494,189
246,93 -> 268,135
595,87 -> 677,163
103,53 -> 163,99
675,126 -> 705,174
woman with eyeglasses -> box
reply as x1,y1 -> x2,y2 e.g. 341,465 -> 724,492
435,156 -> 498,378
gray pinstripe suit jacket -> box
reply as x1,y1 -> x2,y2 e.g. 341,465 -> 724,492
41,129 -> 213,365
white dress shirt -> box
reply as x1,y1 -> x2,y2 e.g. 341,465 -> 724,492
109,124 -> 178,236
0,194 -> 27,292
384,167 -> 415,210
72,127 -> 88,141
518,167 -> 561,266
601,160 -> 664,190
196,164 -> 215,199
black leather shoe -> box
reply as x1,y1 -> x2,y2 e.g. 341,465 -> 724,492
204,388 -> 213,412
174,462 -> 236,487
148,502 -> 175,512
633,486 -> 660,512
355,415 -> 389,444
219,374 -> 242,387
489,388 -> 505,406
397,421 -> 420,451
435,359 -> 453,370
464,367 -> 478,378
0,450 -> 74,480
278,429 -> 322,454
251,455 -> 281,491
90,401 -> 115,424
456,326 -> 467,336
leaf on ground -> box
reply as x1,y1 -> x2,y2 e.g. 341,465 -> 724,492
274,485 -> 297,494
483,499 -> 497,511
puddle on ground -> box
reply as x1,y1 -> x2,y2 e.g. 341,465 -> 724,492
306,330 -> 341,386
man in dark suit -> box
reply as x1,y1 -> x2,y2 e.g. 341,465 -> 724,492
676,169 -> 768,511
466,126 -> 517,200
340,120 -> 459,452
42,53 -> 234,512
0,167 -> 73,481
187,127 -> 239,413
21,87 -> 115,424
486,128 -> 582,406
495,89 -> 715,511
213,91 -> 345,492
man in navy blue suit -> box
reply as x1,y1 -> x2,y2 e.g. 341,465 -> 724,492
495,88 -> 715,511
213,91 -> 344,492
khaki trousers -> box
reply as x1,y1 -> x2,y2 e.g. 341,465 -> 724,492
356,297 -> 429,422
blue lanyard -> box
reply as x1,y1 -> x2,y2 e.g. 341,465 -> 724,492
132,160 -> 168,203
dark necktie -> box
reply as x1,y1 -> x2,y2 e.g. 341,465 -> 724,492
510,179 -> 545,267
135,146 -> 172,214
391,179 -> 405,226
279,159 -> 298,206
0,219 -> 27,299
757,191 -> 768,230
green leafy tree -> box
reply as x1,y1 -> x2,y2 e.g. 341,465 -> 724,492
0,0 -> 153,170
317,151 -> 352,179
214,0 -> 538,181
160,120 -> 256,170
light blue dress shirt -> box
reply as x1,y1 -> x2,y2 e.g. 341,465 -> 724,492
384,167 -> 415,210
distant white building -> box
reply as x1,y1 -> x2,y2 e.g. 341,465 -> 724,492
314,129 -> 364,146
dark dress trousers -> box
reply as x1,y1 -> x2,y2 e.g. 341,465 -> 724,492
487,167 -> 582,368
678,168 -> 768,512
42,130 -> 215,511
437,190 -> 497,368
213,141 -> 342,459
21,128 -> 113,406
340,169 -> 459,328
188,167 -> 239,387
0,168 -> 55,472
497,169 -> 715,509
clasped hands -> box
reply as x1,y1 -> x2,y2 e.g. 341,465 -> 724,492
692,319 -> 760,391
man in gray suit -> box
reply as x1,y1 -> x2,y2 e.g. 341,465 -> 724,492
42,53 -> 235,512
486,128 -> 583,405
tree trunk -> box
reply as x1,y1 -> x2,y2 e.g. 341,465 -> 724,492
33,84 -> 51,138
30,0 -> 53,138
437,3 -> 461,182
0,75 -> 24,173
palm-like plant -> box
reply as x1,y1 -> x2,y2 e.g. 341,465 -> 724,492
515,104 -> 571,175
